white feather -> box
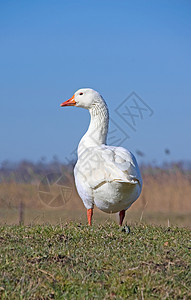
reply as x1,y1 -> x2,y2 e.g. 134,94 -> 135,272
71,88 -> 142,213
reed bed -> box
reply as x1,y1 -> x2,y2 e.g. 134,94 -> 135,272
0,163 -> 190,226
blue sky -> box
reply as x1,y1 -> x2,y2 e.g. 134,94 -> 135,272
0,0 -> 191,165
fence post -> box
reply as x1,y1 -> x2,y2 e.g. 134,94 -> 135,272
19,201 -> 25,225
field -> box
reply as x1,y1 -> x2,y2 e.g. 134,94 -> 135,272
0,163 -> 190,227
0,222 -> 190,299
0,163 -> 191,299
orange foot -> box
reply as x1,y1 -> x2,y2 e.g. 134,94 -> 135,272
87,208 -> 93,226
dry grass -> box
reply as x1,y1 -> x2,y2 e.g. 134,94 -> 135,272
0,169 -> 191,226
134,169 -> 191,213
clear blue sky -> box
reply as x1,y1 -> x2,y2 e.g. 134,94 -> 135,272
0,0 -> 191,165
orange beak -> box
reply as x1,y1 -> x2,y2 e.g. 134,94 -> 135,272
60,94 -> 76,107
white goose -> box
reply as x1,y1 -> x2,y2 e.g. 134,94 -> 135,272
60,88 -> 142,226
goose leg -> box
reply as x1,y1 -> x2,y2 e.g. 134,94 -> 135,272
119,210 -> 125,226
87,208 -> 93,226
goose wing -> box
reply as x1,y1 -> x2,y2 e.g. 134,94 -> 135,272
74,145 -> 142,190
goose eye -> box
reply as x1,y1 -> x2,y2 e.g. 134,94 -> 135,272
79,92 -> 83,96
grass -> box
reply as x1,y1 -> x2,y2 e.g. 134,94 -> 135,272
1,169 -> 191,228
1,207 -> 191,228
0,222 -> 190,299
1,167 -> 191,226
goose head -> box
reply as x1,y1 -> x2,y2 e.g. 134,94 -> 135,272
60,88 -> 105,110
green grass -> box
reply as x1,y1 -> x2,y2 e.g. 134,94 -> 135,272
0,222 -> 190,299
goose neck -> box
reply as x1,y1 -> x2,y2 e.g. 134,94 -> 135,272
78,102 -> 109,155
